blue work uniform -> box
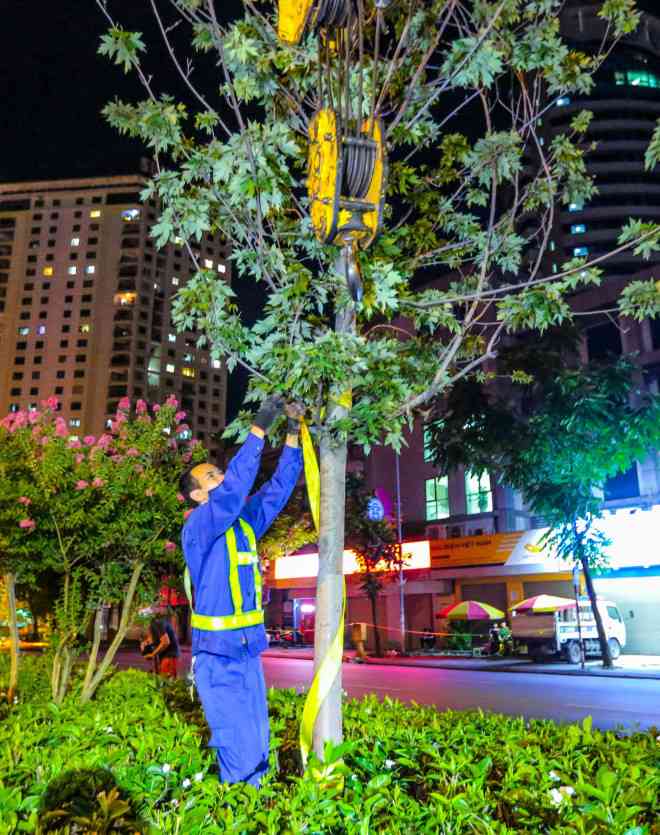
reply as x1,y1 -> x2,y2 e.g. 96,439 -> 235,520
182,432 -> 302,786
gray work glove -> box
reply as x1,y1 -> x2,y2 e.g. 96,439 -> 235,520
253,395 -> 285,432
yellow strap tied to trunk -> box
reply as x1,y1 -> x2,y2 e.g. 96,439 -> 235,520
299,415 -> 347,770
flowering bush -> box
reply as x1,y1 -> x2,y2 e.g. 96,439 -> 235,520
0,397 -> 206,704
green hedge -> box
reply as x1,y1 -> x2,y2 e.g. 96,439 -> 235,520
0,656 -> 658,833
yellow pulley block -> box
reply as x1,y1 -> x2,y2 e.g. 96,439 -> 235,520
307,108 -> 387,250
277,0 -> 316,45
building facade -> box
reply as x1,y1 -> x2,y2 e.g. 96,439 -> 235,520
0,174 -> 228,451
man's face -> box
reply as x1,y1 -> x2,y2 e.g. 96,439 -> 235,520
189,463 -> 225,504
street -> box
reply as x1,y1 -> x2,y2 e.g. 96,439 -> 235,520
263,656 -> 660,732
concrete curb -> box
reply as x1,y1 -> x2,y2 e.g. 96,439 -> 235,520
261,650 -> 660,681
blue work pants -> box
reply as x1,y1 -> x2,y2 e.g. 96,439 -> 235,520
194,649 -> 269,786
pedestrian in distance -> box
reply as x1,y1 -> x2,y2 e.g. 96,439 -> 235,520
180,395 -> 303,787
140,616 -> 180,678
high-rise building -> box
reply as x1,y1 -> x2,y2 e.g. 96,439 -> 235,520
0,174 -> 228,452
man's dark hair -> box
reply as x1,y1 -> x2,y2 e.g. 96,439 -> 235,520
179,464 -> 201,499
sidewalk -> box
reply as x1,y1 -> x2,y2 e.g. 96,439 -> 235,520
262,647 -> 660,680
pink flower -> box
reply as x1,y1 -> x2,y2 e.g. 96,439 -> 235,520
55,418 -> 68,437
19,518 -> 35,531
165,394 -> 179,408
145,488 -> 154,497
92,477 -> 105,488
96,434 -> 113,449
134,464 -> 144,474
75,454 -> 85,465
152,404 -> 160,413
13,412 -> 27,429
178,424 -> 190,433
28,411 -> 40,425
176,493 -> 185,503
75,480 -> 89,490
68,438 -> 82,449
164,541 -> 176,552
18,496 -> 31,506
118,397 -> 131,412
41,436 -> 49,446
136,399 -> 147,415
126,447 -> 139,457
83,435 -> 96,446
174,411 -> 186,423
44,396 -> 59,410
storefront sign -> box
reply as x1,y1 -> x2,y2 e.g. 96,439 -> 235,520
431,532 -> 525,569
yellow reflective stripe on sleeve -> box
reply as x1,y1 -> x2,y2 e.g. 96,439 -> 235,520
191,610 -> 264,631
225,525 -> 244,616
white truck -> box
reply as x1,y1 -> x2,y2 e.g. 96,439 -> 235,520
511,598 -> 626,664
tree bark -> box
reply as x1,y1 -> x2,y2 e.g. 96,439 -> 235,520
369,589 -> 383,658
79,562 -> 144,703
580,554 -> 613,668
4,573 -> 20,704
311,304 -> 354,758
82,607 -> 105,694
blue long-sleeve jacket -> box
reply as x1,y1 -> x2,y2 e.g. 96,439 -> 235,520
182,432 -> 303,658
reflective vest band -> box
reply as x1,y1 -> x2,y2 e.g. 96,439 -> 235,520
186,517 -> 263,632
191,609 -> 264,631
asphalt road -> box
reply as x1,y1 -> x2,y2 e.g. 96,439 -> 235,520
263,656 -> 660,732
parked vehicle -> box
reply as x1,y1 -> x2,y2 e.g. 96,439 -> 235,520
511,597 -> 626,663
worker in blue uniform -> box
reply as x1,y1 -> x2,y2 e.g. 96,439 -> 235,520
179,396 -> 303,787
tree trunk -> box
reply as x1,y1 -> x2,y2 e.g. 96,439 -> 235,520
369,589 -> 383,657
82,607 -> 104,694
580,554 -> 613,668
311,304 -> 354,758
4,573 -> 20,704
79,562 -> 144,703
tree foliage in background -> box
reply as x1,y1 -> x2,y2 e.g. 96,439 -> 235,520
97,0 -> 660,750
426,349 -> 660,666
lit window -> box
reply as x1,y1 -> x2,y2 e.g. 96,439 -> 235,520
423,426 -> 434,463
37,325 -> 46,335
568,201 -> 583,212
68,266 -> 77,275
69,419 -> 81,428
425,477 -> 449,521
549,241 -> 556,251
166,363 -> 175,373
573,246 -> 589,257
113,292 -> 137,306
212,359 -> 221,370
174,236 -> 183,246
183,352 -> 193,362
204,259 -> 213,269
556,96 -> 571,106
18,327 -> 30,335
465,470 -> 492,514
172,277 -> 179,286
79,324 -> 91,334
571,223 -> 586,234
85,265 -> 95,274
10,404 -> 19,413
168,333 -> 177,343
552,263 -> 558,273
121,208 -> 140,222
70,237 -> 80,246
615,69 -> 660,88
90,210 -> 101,218
182,367 -> 196,378
43,266 -> 54,276
218,264 -> 226,274
178,428 -> 192,440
